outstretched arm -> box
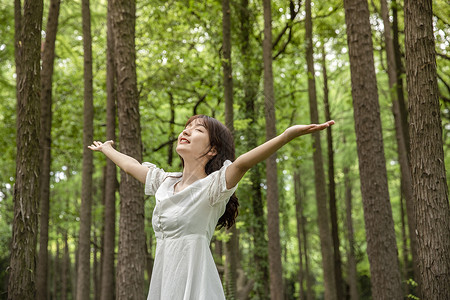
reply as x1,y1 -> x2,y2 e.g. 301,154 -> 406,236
88,140 -> 149,183
225,120 -> 335,189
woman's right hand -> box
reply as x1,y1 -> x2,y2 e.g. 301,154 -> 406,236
88,140 -> 114,152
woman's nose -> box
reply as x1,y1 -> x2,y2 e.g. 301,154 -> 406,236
182,128 -> 190,136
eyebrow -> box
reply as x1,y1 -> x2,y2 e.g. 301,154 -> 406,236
186,122 -> 207,129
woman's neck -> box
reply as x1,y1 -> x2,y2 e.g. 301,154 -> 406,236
180,158 -> 208,186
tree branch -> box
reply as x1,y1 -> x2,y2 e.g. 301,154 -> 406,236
312,2 -> 343,20
272,0 -> 302,58
437,72 -> 450,95
437,52 -> 450,61
433,12 -> 450,27
152,137 -> 179,152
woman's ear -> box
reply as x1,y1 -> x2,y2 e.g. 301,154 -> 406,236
208,146 -> 218,157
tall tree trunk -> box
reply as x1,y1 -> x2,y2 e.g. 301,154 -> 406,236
111,0 -> 145,298
239,0 -> 269,298
8,0 -> 43,298
262,0 -> 284,298
100,1 -> 117,298
343,166 -> 359,300
321,45 -> 343,300
224,227 -> 239,299
145,235 -> 154,282
391,0 -> 410,151
61,230 -> 70,300
392,0 -> 422,292
62,169 -> 73,300
76,0 -> 94,298
294,172 -> 305,299
380,0 -> 420,292
301,181 -> 314,300
93,229 -> 100,300
343,0 -> 403,298
222,1 -> 239,297
73,239 -> 79,299
304,1 -> 336,299
404,0 -> 450,297
168,92 -> 175,166
222,0 -> 233,131
37,1 -> 60,299
54,238 -> 61,300
399,194 -> 409,294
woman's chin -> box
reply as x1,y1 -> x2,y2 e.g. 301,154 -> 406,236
175,147 -> 187,157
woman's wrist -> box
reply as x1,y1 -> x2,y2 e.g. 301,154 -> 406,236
282,128 -> 295,143
101,143 -> 114,154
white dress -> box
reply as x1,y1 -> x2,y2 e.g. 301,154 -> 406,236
143,160 -> 238,300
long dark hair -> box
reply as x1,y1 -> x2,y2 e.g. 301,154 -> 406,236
183,115 -> 239,229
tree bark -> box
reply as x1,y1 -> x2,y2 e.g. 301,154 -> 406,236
36,1 -> 60,299
100,0 -> 117,298
51,239 -> 61,300
391,0 -> 410,152
343,0 -> 403,298
145,232 -> 154,283
222,0 -> 238,297
380,0 -> 420,292
321,45 -> 343,300
404,0 -> 450,297
343,166 -> 359,300
94,230 -> 101,300
300,178 -> 314,300
305,1 -> 336,299
294,172 -> 305,299
76,0 -> 94,298
61,230 -> 70,300
399,194 -> 409,294
262,0 -> 284,298
239,0 -> 269,298
8,0 -> 43,298
168,92 -> 175,166
111,0 -> 146,298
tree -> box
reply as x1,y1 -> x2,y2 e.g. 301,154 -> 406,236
321,44 -> 343,300
99,0 -> 117,299
294,171 -> 314,300
379,0 -> 420,289
36,0 -> 61,299
238,1 -> 269,298
111,0 -> 146,297
221,0 -> 239,298
8,0 -> 43,298
76,0 -> 94,298
404,0 -> 450,297
262,0 -> 284,298
304,1 -> 336,299
343,165 -> 359,300
343,0 -> 403,298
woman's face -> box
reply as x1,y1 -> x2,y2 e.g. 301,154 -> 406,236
176,118 -> 214,161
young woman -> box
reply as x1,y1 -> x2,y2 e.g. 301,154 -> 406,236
89,114 -> 334,300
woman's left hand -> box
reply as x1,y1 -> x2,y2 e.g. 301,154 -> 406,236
284,120 -> 335,141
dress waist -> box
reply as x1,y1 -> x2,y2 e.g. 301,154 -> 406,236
155,232 -> 210,242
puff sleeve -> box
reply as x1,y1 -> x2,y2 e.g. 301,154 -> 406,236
207,160 -> 238,206
142,162 -> 168,196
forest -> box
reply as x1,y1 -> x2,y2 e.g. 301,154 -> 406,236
1,0 -> 449,299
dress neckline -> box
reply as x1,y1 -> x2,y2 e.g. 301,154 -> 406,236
172,175 -> 209,195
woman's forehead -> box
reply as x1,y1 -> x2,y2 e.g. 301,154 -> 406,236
186,117 -> 207,127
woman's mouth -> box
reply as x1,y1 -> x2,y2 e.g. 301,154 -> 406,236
180,138 -> 190,144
